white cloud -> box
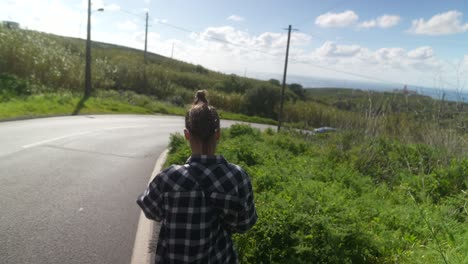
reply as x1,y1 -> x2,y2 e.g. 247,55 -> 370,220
227,15 -> 244,22
407,46 -> 434,60
374,48 -> 405,61
409,10 -> 468,35
360,15 -> 401,28
194,26 -> 310,53
105,3 -> 120,12
154,18 -> 168,24
315,10 -> 358,28
360,20 -> 377,29
292,42 -> 444,85
378,15 -> 401,28
308,41 -> 440,73
184,26 -> 312,73
316,41 -> 362,57
117,20 -> 138,31
1,0 -> 84,37
79,0 -> 119,11
463,55 -> 468,67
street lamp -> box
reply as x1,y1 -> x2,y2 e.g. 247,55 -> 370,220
84,0 -> 104,98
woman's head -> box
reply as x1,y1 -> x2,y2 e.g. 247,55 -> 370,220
184,90 -> 220,154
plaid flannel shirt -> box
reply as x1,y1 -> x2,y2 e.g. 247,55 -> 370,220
137,155 -> 258,264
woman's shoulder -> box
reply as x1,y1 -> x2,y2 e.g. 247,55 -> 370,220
225,162 -> 248,175
158,164 -> 189,179
220,162 -> 250,186
153,164 -> 188,184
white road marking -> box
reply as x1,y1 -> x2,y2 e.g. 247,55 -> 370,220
21,125 -> 151,149
22,131 -> 92,149
101,125 -> 150,131
130,149 -> 168,264
159,124 -> 183,127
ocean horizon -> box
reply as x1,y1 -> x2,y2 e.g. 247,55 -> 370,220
249,72 -> 468,103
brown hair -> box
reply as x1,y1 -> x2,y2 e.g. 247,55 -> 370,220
185,90 -> 220,142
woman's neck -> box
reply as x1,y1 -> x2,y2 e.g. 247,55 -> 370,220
190,141 -> 216,156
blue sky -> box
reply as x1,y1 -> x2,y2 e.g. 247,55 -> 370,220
1,0 -> 468,90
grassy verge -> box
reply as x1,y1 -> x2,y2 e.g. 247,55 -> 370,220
166,124 -> 467,264
0,90 -> 277,125
218,110 -> 277,126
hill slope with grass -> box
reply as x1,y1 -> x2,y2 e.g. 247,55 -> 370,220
0,25 -> 297,120
0,26 -> 466,150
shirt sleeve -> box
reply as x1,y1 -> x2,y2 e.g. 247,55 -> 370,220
233,173 -> 258,233
211,169 -> 258,234
136,174 -> 164,222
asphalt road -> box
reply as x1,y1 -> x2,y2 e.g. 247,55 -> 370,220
0,114 -> 269,264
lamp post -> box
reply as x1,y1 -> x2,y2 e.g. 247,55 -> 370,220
84,0 -> 104,98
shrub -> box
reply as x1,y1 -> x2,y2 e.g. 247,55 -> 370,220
242,84 -> 282,119
228,124 -> 261,138
166,126 -> 467,263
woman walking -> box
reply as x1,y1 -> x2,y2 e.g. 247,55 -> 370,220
137,90 -> 257,263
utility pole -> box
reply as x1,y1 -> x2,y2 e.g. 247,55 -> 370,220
171,42 -> 174,59
84,0 -> 92,97
277,25 -> 293,132
144,11 -> 149,64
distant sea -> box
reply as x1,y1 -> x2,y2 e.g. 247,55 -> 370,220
249,72 -> 468,103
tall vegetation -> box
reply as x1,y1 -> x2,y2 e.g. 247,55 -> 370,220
0,27 -> 304,120
167,125 -> 467,264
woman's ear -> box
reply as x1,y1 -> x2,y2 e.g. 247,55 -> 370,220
184,128 -> 190,140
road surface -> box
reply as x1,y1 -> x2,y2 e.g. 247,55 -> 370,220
0,114 -> 268,264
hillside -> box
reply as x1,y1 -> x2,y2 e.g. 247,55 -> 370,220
0,26 -> 467,152
0,25 -> 297,110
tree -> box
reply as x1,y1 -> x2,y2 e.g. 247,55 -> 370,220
268,79 -> 281,86
243,85 -> 281,119
288,83 -> 305,100
215,74 -> 251,93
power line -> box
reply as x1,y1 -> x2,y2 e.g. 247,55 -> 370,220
155,20 -> 413,88
119,8 -> 146,19
146,18 -> 449,90
290,59 -> 407,87
155,20 -> 283,59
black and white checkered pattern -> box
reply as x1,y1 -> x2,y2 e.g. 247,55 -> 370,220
137,155 -> 257,264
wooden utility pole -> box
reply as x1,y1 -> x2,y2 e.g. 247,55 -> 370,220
84,0 -> 92,97
144,11 -> 149,63
277,25 -> 293,132
171,42 -> 174,59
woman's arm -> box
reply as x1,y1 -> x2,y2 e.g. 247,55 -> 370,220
136,175 -> 164,221
211,169 -> 258,233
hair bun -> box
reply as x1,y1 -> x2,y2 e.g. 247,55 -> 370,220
195,90 -> 208,104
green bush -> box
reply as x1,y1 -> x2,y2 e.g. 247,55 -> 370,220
228,124 -> 261,138
0,73 -> 32,100
165,126 -> 467,263
242,84 -> 282,119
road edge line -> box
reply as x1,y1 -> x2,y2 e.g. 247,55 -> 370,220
130,148 -> 169,264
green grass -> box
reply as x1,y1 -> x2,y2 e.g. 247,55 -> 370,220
166,125 -> 467,264
0,92 -> 174,120
0,90 -> 279,126
218,110 -> 277,126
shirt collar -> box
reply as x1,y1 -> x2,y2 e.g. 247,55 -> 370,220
186,155 -> 227,165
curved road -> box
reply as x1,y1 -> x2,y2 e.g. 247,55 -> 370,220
0,115 -> 269,264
